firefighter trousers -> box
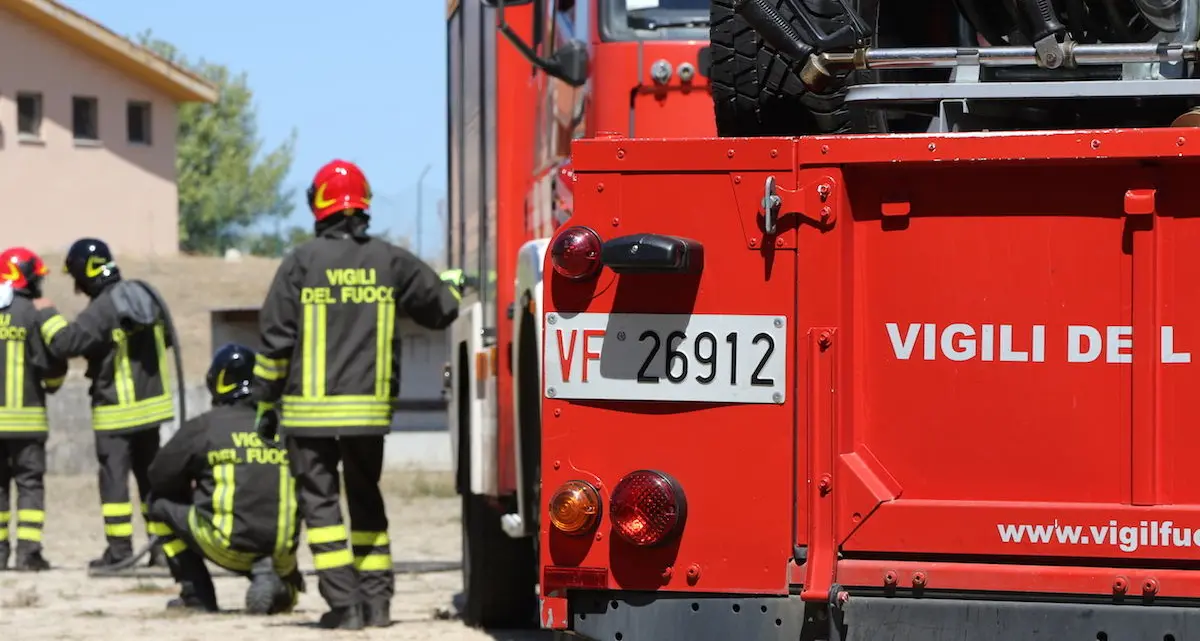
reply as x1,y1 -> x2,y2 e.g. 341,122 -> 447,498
95,428 -> 168,555
0,439 -> 46,555
287,435 -> 392,609
149,496 -> 303,609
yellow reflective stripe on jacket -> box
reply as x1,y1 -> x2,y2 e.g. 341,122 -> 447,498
43,375 -> 64,390
39,314 -> 67,344
187,506 -> 256,573
274,459 -> 298,557
5,339 -> 23,409
254,354 -> 288,381
0,407 -> 48,432
280,395 -> 392,428
302,303 -> 327,397
374,296 -> 396,397
92,394 -> 174,431
111,329 -> 134,406
211,462 -> 235,547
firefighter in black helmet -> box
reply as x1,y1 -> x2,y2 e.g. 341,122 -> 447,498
253,159 -> 459,629
146,343 -> 304,614
32,238 -> 174,569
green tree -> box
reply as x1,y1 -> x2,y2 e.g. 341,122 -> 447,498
138,31 -> 297,255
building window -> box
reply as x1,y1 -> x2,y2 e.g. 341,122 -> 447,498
127,101 -> 151,145
16,92 -> 42,140
72,96 -> 99,141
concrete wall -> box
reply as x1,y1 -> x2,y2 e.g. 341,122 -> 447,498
0,6 -> 180,257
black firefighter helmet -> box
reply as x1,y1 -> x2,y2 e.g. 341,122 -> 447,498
206,343 -> 255,405
63,238 -> 121,297
206,343 -> 256,404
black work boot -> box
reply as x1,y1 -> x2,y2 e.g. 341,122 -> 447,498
318,603 -> 365,630
87,546 -> 132,570
363,599 -> 391,628
12,550 -> 50,572
244,557 -> 286,615
167,581 -> 218,613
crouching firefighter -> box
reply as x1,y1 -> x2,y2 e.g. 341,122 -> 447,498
147,343 -> 304,613
0,248 -> 67,571
253,158 -> 460,629
32,238 -> 181,570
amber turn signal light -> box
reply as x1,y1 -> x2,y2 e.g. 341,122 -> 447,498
548,480 -> 602,535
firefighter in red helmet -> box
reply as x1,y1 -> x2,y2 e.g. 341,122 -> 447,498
253,159 -> 459,629
0,247 -> 67,571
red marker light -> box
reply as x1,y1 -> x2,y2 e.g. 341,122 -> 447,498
550,226 -> 602,280
609,470 -> 687,547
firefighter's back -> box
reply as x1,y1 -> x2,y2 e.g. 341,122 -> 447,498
281,234 -> 404,437
191,403 -> 294,553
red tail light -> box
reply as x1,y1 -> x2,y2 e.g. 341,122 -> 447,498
550,226 -> 602,280
609,470 -> 687,547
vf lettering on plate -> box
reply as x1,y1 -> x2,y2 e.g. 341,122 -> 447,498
886,323 -> 1192,364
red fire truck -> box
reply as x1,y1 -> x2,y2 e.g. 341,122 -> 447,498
538,0 -> 1200,639
443,0 -> 713,628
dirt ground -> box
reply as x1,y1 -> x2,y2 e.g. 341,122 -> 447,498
37,252 -> 283,384
0,470 -> 553,641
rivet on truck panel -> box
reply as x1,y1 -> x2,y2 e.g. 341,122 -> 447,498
1113,576 -> 1128,594
883,570 -> 898,586
1143,578 -> 1160,595
686,564 -> 701,585
912,572 -> 927,587
1124,188 -> 1156,216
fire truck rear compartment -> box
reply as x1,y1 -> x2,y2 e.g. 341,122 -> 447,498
547,130 -> 1200,639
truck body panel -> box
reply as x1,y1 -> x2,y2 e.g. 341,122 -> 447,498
541,127 -> 1200,637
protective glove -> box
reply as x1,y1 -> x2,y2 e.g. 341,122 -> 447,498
256,402 -> 281,447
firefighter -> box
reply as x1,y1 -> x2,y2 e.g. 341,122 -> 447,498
147,342 -> 304,614
0,247 -> 67,572
253,158 -> 459,629
32,238 -> 173,569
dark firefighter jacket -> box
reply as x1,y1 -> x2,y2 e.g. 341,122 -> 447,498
0,293 -> 68,440
37,280 -> 175,434
254,226 -> 459,437
148,402 -> 297,562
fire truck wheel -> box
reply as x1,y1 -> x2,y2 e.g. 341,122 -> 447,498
709,0 -> 881,136
461,492 -> 539,629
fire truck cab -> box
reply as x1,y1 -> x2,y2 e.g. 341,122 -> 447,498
444,0 -> 713,628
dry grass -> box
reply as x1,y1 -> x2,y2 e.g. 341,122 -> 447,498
38,252 -> 282,383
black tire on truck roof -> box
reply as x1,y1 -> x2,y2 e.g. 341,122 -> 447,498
709,0 -> 881,136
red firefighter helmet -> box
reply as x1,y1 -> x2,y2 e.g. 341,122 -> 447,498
307,159 -> 373,221
0,246 -> 49,292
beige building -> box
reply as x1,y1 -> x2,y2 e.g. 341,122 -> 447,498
0,0 -> 217,257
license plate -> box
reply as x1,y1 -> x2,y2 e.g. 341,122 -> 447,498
542,312 -> 787,404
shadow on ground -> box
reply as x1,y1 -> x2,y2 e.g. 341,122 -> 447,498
450,592 -> 558,641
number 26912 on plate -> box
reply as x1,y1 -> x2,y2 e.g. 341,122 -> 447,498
542,312 -> 787,405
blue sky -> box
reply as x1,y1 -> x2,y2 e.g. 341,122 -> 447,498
68,0 -> 449,259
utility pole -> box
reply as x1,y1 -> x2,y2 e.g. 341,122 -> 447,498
416,164 -> 432,259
